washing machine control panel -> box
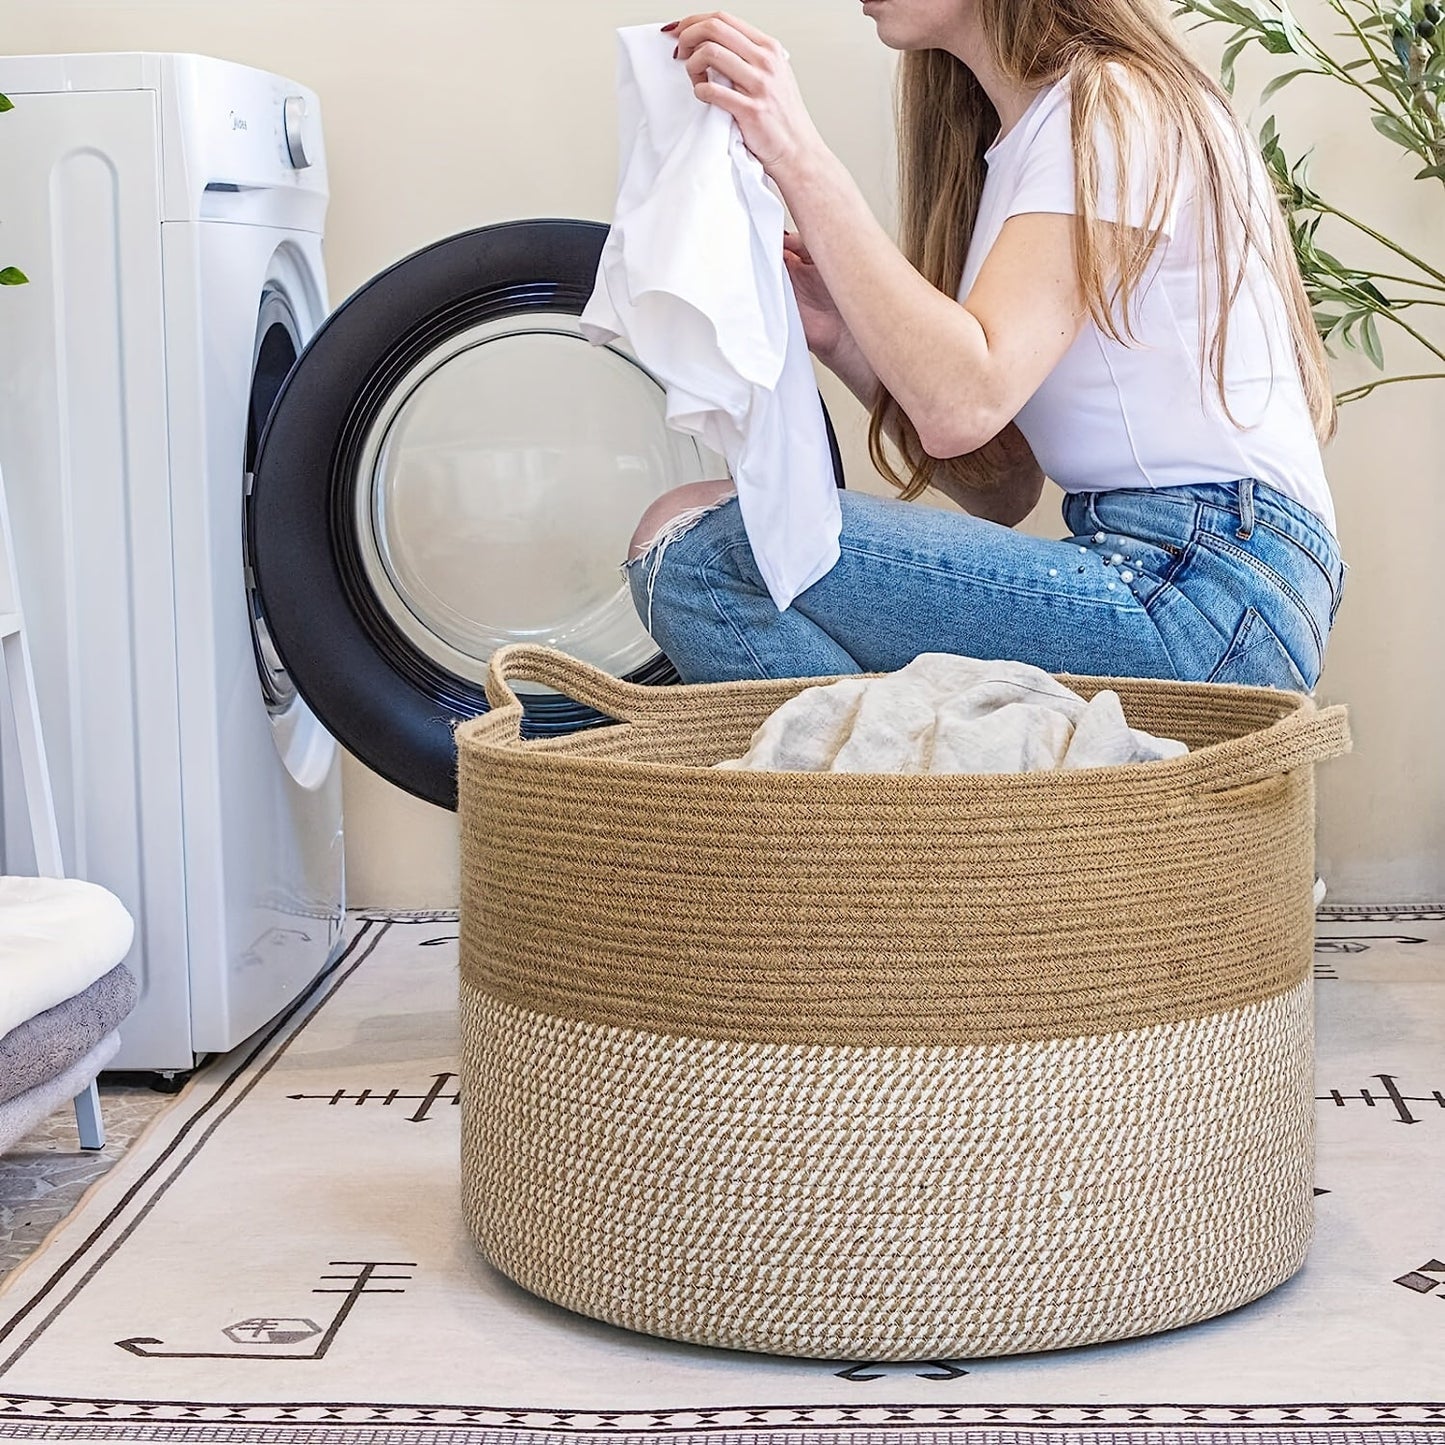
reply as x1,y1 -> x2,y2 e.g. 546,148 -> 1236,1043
155,57 -> 328,223
283,95 -> 314,170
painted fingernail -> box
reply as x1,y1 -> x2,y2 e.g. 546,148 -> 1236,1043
661,20 -> 679,31
673,44 -> 679,57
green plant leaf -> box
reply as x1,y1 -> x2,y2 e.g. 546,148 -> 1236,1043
0,266 -> 28,285
1414,162 -> 1445,178
1261,65 -> 1318,99
1221,31 -> 1253,91
0,93 -> 12,113
1361,311 -> 1385,367
1210,0 -> 1268,29
1371,110 -> 1424,148
1277,0 -> 1311,53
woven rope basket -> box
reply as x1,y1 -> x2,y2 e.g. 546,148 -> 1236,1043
456,644 -> 1351,1361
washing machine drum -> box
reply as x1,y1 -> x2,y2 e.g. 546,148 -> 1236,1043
249,218 -> 845,810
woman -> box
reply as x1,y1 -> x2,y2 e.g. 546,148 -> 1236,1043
623,2 -> 1347,691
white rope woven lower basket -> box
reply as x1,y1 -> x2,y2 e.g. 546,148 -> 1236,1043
461,979 -> 1315,1361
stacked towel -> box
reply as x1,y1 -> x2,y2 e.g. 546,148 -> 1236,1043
0,876 -> 137,1153
0,962 -> 138,1107
0,1032 -> 122,1153
0,876 -> 136,1038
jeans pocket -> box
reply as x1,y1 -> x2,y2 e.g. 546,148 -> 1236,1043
1207,607 -> 1311,691
1329,563 -> 1348,627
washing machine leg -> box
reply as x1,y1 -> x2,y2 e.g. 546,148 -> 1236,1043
73,1080 -> 105,1151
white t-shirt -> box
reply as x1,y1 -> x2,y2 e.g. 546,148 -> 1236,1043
958,69 -> 1336,537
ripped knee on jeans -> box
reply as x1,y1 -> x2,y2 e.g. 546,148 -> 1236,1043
622,490 -> 737,634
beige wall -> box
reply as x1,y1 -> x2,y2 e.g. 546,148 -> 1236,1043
2,0 -> 1439,905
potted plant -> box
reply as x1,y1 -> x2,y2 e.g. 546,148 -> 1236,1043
1175,0 -> 1443,402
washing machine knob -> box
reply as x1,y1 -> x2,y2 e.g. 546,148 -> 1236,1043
283,95 -> 313,170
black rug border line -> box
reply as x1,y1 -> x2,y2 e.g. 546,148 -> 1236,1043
0,919 -> 392,1372
1314,906 -> 1445,921
0,1397 -> 1442,1429
355,909 -> 459,923
2,1426 -> 1445,1445
0,1427 -> 1444,1445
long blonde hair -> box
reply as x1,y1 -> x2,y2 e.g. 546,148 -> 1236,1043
870,0 -> 1337,501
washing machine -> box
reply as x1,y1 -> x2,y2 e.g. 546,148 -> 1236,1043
0,53 -> 344,1072
247,220 -> 846,809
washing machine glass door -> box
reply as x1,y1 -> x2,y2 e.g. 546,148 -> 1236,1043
250,219 -> 843,811
244,265 -> 338,791
350,311 -> 708,688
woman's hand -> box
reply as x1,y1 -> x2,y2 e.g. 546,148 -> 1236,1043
667,11 -> 826,182
782,230 -> 847,359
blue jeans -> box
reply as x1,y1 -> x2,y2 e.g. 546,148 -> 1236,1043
625,478 -> 1346,690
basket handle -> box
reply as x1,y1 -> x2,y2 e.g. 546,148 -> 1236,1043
483,644 -> 661,723
1192,702 -> 1351,795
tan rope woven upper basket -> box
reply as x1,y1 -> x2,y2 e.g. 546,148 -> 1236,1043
456,645 -> 1350,1360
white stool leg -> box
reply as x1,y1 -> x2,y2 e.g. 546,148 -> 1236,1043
73,1080 -> 105,1150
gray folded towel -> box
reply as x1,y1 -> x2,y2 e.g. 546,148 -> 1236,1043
0,963 -> 137,1107
0,1031 -> 122,1154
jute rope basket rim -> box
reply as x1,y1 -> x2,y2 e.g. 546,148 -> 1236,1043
460,643 -> 1351,798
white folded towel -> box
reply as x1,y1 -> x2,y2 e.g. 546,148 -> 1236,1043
0,876 -> 136,1041
717,653 -> 1190,773
581,23 -> 842,611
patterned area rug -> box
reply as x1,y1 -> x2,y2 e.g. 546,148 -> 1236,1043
0,908 -> 1440,1445
0,1084 -> 173,1279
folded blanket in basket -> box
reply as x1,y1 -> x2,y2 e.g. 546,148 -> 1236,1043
0,1030 -> 121,1154
0,963 -> 137,1107
716,652 -> 1189,774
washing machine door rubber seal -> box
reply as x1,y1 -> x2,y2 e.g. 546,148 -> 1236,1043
250,217 -> 845,811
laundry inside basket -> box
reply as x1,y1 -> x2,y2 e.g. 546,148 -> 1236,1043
714,652 -> 1189,774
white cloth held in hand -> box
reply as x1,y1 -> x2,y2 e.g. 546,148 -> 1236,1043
580,24 -> 842,612
717,653 -> 1190,773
